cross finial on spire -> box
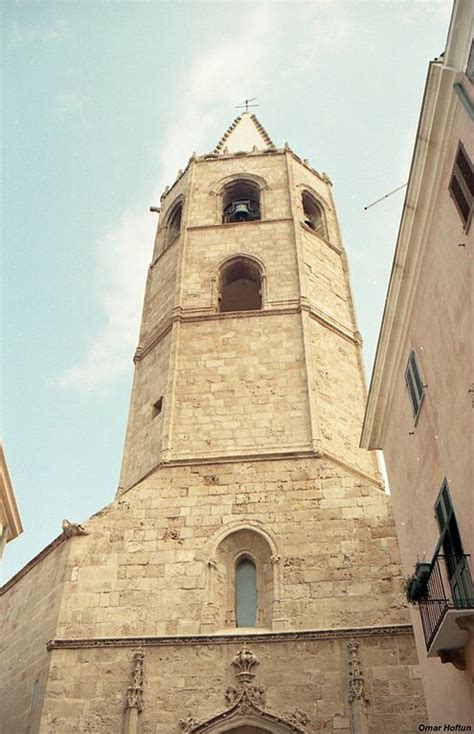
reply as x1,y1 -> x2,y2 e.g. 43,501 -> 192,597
235,97 -> 259,113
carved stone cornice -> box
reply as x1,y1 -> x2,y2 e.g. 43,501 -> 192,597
133,298 -> 362,364
47,624 -> 414,651
118,446 -> 382,499
186,217 -> 293,232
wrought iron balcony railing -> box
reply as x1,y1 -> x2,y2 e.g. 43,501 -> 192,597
418,553 -> 474,652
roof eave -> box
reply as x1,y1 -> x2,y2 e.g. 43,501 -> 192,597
0,444 -> 23,540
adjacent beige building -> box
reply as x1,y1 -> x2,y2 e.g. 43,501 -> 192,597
1,114 -> 428,733
361,0 -> 473,723
0,443 -> 23,563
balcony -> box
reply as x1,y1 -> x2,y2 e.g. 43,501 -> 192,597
418,553 -> 474,667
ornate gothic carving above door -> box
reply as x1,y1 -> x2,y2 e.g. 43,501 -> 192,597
179,646 -> 309,734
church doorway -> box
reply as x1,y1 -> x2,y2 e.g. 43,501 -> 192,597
224,728 -> 272,734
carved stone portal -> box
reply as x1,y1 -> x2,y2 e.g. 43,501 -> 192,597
179,645 -> 310,733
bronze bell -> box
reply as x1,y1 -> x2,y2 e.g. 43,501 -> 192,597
231,202 -> 252,222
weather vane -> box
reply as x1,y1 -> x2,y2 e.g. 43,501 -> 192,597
235,98 -> 259,113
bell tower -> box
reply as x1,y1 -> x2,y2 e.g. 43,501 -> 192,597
119,113 -> 379,493
1,112 -> 427,734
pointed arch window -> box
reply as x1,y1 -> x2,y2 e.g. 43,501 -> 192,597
165,201 -> 183,247
222,180 -> 261,223
235,556 -> 257,627
208,527 -> 277,631
302,191 -> 326,236
218,257 -> 263,312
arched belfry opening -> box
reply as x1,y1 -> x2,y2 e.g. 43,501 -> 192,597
218,257 -> 263,313
302,191 -> 326,236
165,200 -> 183,246
223,180 -> 261,223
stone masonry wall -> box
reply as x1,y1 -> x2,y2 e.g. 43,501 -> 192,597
171,314 -> 311,459
0,539 -> 70,734
300,229 -> 353,327
119,330 -> 173,488
189,153 -> 291,228
52,458 -> 407,641
39,634 -> 426,734
308,320 -> 377,478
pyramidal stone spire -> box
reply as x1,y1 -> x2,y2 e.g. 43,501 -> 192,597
214,112 -> 275,154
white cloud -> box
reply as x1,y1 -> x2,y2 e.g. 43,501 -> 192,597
57,208 -> 154,394
57,5 -> 279,395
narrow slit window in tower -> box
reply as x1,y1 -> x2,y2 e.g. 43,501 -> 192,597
166,202 -> 182,246
219,258 -> 262,312
302,192 -> 325,236
235,557 -> 257,627
223,181 -> 261,223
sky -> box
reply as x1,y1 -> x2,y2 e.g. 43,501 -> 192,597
1,0 -> 453,583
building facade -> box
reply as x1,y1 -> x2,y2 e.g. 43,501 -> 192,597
1,115 -> 427,733
0,443 -> 23,563
361,0 -> 473,724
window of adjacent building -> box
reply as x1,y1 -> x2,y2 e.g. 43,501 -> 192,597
218,257 -> 262,312
222,181 -> 261,223
235,557 -> 257,627
467,39 -> 474,83
434,481 -> 472,604
302,192 -> 326,236
166,201 -> 183,246
405,350 -> 425,418
449,142 -> 473,229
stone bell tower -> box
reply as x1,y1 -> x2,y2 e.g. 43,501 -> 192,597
0,114 -> 427,734
119,112 -> 378,492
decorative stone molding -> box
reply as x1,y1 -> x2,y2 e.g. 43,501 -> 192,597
123,649 -> 145,734
231,645 -> 259,681
225,683 -> 266,708
180,716 -> 200,732
347,640 -> 369,734
250,114 -> 275,148
283,710 -> 311,727
348,640 -> 369,706
46,623 -> 414,650
125,649 -> 145,712
179,646 -> 307,733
